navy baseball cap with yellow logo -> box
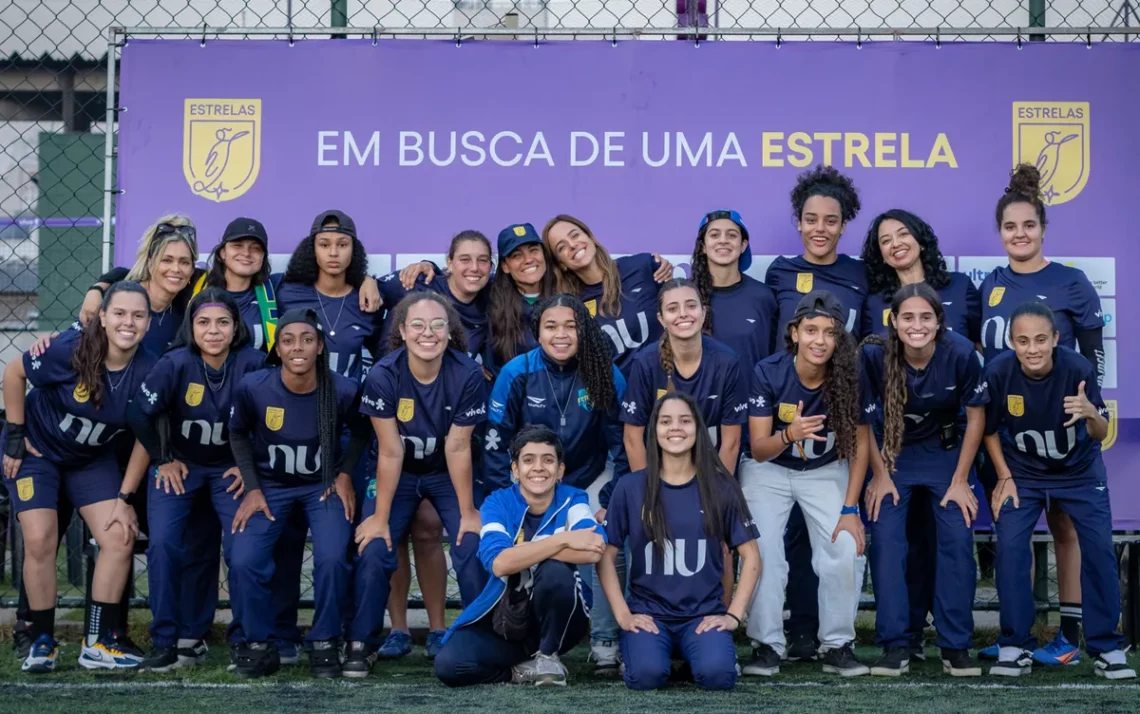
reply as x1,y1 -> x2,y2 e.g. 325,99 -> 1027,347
699,209 -> 752,272
497,223 -> 541,259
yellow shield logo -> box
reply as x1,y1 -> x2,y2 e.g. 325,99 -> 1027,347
397,398 -> 415,423
656,389 -> 667,400
16,477 -> 34,502
183,99 -> 262,203
1102,399 -> 1118,451
265,406 -> 284,431
796,273 -> 814,293
1007,395 -> 1025,417
584,299 -> 597,318
1012,101 -> 1090,206
988,287 -> 1005,308
778,402 -> 797,423
513,226 -> 526,237
72,384 -> 89,403
882,308 -> 891,327
185,383 -> 204,407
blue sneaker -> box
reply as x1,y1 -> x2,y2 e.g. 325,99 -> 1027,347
21,634 -> 59,674
425,630 -> 446,660
377,630 -> 412,660
978,643 -> 1000,661
1032,633 -> 1081,666
78,632 -> 143,670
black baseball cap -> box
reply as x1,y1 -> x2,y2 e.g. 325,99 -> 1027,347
221,217 -> 268,248
266,308 -> 325,365
310,210 -> 357,239
792,290 -> 846,325
497,223 -> 542,260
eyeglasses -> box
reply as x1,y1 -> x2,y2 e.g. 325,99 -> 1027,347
406,319 -> 448,335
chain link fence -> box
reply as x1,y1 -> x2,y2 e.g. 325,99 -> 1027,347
1,0 -> 1138,614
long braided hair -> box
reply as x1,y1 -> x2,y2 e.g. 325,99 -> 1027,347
656,278 -> 704,391
783,312 -> 860,462
387,292 -> 469,354
642,392 -> 750,556
71,281 -> 151,409
531,294 -> 617,413
862,283 -> 946,473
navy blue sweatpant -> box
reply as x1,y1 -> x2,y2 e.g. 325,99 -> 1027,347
146,465 -> 228,647
229,481 -> 353,643
621,616 -> 738,691
348,472 -> 487,644
869,440 -> 976,651
996,479 -> 1123,655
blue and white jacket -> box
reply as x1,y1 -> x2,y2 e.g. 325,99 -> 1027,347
442,482 -> 606,644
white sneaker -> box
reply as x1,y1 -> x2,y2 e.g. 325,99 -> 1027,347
511,657 -> 539,684
1094,650 -> 1137,680
590,641 -> 621,677
534,652 -> 568,687
989,647 -> 1033,677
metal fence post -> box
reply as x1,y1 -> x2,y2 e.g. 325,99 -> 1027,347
1029,0 -> 1046,41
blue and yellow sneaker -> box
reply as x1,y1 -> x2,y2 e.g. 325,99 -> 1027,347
21,634 -> 59,674
79,631 -> 144,670
1032,633 -> 1081,666
978,643 -> 1000,661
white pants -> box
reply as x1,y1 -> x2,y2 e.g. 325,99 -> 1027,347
739,457 -> 865,656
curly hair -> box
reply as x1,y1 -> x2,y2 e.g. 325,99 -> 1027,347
72,281 -> 151,409
387,291 -> 468,354
860,209 -> 952,297
541,214 -> 623,318
532,294 -> 617,413
489,243 -> 557,366
790,164 -> 862,224
861,283 -> 946,473
655,278 -> 703,391
642,392 -> 752,556
783,314 -> 860,462
996,162 -> 1048,229
169,286 -> 253,354
281,233 -> 368,289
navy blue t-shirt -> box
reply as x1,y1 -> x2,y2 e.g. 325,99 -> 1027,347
228,367 -> 362,486
580,253 -> 662,377
604,470 -> 758,622
620,337 -> 747,450
225,287 -> 270,351
376,272 -> 492,371
709,275 -> 779,374
864,272 -> 982,343
360,347 -> 487,476
978,347 -> 1107,486
275,282 -> 384,382
136,346 -> 267,467
21,330 -> 158,467
979,263 -> 1102,364
765,254 -> 867,338
859,331 -> 986,446
749,351 -> 869,471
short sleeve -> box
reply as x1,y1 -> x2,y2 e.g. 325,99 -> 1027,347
23,331 -> 80,388
722,358 -> 748,426
336,377 -> 364,421
959,346 -> 987,409
978,363 -> 1001,436
1069,271 -> 1104,331
137,355 -> 179,416
602,479 -> 631,546
722,484 -> 759,548
965,279 -> 983,344
748,364 -> 775,418
452,365 -> 488,427
858,344 -> 884,424
376,271 -> 410,311
619,357 -> 653,427
361,364 -> 398,419
228,377 -> 256,436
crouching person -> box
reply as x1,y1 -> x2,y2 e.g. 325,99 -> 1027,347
435,425 -> 605,687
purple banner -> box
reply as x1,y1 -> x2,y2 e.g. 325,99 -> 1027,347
117,40 -> 1140,527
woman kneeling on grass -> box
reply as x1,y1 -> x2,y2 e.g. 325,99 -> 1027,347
599,391 -> 761,691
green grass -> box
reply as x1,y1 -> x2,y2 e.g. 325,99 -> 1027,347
1,626 -> 1139,714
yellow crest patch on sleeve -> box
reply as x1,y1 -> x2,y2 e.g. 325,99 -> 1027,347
265,406 -> 285,431
1102,399 -> 1118,451
656,389 -> 667,401
72,384 -> 90,403
989,287 -> 1006,307
185,383 -> 204,407
584,299 -> 597,318
796,273 -> 814,293
882,308 -> 891,327
397,398 -> 415,423
1007,395 -> 1024,417
16,477 -> 34,502
778,402 -> 797,423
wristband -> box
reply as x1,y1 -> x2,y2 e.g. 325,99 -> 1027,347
117,491 -> 131,503
89,284 -> 105,296
841,505 -> 860,516
4,423 -> 27,460
726,612 -> 742,625
780,429 -> 791,445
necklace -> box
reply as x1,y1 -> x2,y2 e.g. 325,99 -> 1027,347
544,367 -> 577,428
202,357 -> 228,392
106,354 -> 136,392
316,289 -> 347,337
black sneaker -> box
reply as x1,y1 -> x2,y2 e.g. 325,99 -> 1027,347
822,643 -> 869,677
139,646 -> 179,673
1094,650 -> 1137,680
785,633 -> 820,662
941,648 -> 982,677
116,633 -> 146,660
342,641 -> 378,678
870,646 -> 910,676
177,640 -> 208,667
742,643 -> 781,676
227,643 -> 240,672
989,648 -> 1032,677
310,640 -> 342,679
13,622 -> 33,661
233,642 -> 281,679
909,643 -> 927,662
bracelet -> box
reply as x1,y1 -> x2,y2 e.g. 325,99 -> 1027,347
841,505 -> 860,516
780,429 -> 791,445
89,284 -> 105,296
726,612 -> 741,625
